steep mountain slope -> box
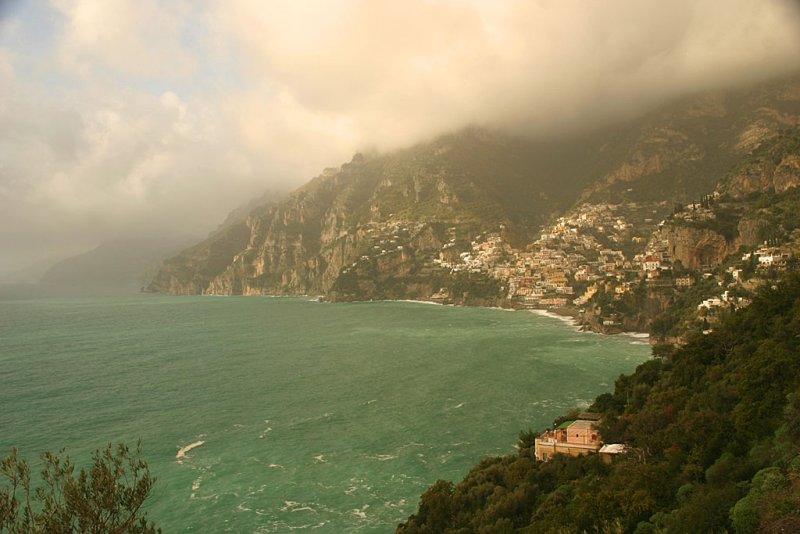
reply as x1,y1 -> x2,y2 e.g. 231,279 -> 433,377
147,75 -> 800,298
648,126 -> 800,275
584,77 -> 800,204
147,128 -> 623,296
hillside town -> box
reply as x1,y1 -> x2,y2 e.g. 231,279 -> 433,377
332,187 -> 798,340
425,199 -> 797,336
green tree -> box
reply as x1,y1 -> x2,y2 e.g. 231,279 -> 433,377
516,429 -> 537,457
1,442 -> 159,533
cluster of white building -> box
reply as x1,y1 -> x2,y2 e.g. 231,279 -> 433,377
433,203 -> 655,308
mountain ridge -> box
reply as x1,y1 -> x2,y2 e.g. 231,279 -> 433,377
147,75 -> 800,303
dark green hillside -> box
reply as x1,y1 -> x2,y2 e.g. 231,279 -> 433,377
398,273 -> 800,533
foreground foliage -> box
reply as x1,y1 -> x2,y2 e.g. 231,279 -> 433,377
0,442 -> 159,533
398,274 -> 800,533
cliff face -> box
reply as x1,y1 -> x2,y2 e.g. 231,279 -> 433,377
721,122 -> 800,198
584,77 -> 800,204
655,212 -> 771,271
724,154 -> 800,197
148,129 -> 591,296
151,166 -> 365,296
147,222 -> 253,295
658,225 -> 733,270
653,122 -> 800,272
148,76 -> 800,298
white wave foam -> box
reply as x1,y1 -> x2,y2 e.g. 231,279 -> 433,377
176,440 -> 205,462
385,498 -> 408,510
352,505 -> 369,519
267,463 -> 284,469
313,455 -> 326,463
367,454 -> 397,461
280,501 -> 320,516
528,309 -> 581,330
394,299 -> 442,306
625,332 -> 651,339
292,507 -> 316,513
280,501 -> 299,512
259,427 -> 273,438
453,402 -> 464,409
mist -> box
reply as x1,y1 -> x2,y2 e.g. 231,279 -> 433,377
1,0 -> 799,282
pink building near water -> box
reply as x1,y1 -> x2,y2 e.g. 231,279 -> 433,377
534,413 -> 604,462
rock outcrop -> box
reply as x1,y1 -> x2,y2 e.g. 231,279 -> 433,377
581,77 -> 800,204
657,225 -> 732,271
724,154 -> 800,197
722,127 -> 800,198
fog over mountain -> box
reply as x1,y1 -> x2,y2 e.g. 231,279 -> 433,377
1,0 -> 799,281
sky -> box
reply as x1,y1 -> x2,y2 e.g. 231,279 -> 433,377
1,0 -> 799,282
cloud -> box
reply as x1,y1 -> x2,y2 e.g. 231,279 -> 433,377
0,45 -> 278,278
0,0 -> 799,280
214,0 -> 800,143
51,0 -> 198,80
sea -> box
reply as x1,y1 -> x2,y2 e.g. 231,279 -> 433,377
0,293 -> 650,532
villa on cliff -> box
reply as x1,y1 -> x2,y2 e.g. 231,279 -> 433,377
534,412 -> 626,464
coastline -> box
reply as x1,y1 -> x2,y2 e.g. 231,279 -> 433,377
527,307 -> 585,331
162,289 -> 652,341
368,298 -> 652,342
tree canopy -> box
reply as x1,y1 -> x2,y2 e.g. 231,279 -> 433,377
1,442 -> 159,534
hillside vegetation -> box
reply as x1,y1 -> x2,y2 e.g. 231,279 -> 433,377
398,273 -> 800,533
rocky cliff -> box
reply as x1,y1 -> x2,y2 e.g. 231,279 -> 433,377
658,225 -> 733,270
584,76 -> 800,204
722,129 -> 800,198
652,122 -> 800,272
148,76 -> 800,299
149,128 -> 611,297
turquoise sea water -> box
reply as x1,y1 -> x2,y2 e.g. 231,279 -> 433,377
0,295 -> 650,532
